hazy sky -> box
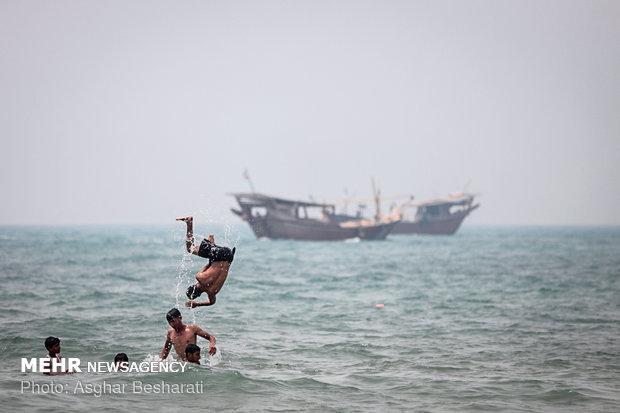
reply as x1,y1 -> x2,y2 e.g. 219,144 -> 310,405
1,1 -> 619,226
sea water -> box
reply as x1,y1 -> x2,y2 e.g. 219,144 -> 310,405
0,225 -> 618,412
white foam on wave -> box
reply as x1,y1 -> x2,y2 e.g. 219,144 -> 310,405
207,349 -> 222,367
143,350 -> 221,368
143,353 -> 175,364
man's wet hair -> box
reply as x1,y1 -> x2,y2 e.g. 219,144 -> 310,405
186,284 -> 204,300
166,308 -> 182,322
114,353 -> 128,363
45,336 -> 60,350
185,344 -> 200,357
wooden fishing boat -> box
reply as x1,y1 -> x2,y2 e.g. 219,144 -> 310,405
391,192 -> 479,235
230,192 -> 399,241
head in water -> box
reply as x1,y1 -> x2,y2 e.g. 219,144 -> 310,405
45,336 -> 61,353
114,353 -> 128,364
185,344 -> 201,365
114,353 -> 129,370
186,284 -> 204,300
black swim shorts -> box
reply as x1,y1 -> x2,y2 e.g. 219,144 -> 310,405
198,239 -> 235,263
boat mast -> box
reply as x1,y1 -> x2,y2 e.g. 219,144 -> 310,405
243,169 -> 256,193
371,177 -> 381,221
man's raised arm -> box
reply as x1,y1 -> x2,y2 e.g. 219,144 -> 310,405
194,326 -> 217,356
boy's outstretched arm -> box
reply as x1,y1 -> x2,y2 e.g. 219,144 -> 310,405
185,294 -> 215,308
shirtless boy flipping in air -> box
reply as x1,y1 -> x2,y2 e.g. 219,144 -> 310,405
176,216 -> 235,309
160,308 -> 217,361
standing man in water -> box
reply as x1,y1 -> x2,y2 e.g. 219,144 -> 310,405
176,216 -> 235,308
161,308 -> 216,361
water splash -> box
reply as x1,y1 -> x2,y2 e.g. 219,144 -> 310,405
208,349 -> 222,367
175,249 -> 193,309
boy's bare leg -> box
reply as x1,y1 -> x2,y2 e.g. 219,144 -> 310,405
176,216 -> 194,253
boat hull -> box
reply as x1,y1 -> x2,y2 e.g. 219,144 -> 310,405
392,204 -> 479,235
245,214 -> 396,241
